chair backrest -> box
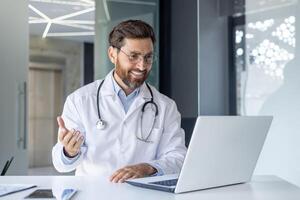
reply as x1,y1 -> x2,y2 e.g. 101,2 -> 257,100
181,117 -> 197,147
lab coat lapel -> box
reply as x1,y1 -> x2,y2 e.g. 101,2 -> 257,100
99,70 -> 126,116
125,82 -> 152,120
99,70 -> 115,97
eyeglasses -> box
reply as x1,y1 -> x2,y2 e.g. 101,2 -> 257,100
116,47 -> 157,65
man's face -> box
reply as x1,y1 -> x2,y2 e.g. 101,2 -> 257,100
114,38 -> 154,90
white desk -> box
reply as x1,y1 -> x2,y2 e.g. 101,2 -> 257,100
0,175 -> 299,199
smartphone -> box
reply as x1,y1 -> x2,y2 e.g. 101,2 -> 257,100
24,189 -> 55,199
24,188 -> 77,200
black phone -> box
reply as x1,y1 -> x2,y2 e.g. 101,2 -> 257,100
24,188 -> 77,199
24,189 -> 55,199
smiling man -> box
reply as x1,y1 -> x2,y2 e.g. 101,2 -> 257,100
52,20 -> 187,183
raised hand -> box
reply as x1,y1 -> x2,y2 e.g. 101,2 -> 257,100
57,116 -> 84,157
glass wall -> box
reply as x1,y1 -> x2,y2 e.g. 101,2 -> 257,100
232,0 -> 300,186
94,0 -> 159,88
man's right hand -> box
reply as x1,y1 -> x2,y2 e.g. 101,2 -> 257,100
57,116 -> 84,158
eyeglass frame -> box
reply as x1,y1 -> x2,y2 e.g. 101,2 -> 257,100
114,46 -> 157,65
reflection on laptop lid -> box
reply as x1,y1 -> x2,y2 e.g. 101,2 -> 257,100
126,116 -> 273,193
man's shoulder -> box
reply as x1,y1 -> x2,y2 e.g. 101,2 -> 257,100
68,80 -> 102,100
148,84 -> 175,105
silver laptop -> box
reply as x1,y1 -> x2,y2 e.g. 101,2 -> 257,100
126,116 -> 273,193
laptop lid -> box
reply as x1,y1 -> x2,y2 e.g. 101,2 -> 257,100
175,116 -> 273,193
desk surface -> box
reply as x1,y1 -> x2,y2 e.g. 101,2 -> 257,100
0,175 -> 299,200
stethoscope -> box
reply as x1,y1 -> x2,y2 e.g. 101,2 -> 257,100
96,78 -> 159,143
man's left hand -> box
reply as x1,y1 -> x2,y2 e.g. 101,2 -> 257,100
110,163 -> 157,183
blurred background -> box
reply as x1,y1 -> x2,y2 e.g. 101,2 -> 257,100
0,0 -> 299,187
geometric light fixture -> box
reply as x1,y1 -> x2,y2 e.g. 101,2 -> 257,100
248,19 -> 274,32
28,0 -> 95,38
250,39 -> 294,80
28,0 -> 157,39
235,30 -> 244,44
272,16 -> 296,47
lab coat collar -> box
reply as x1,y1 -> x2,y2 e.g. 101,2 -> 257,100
99,70 -> 116,96
99,69 -> 152,100
139,82 -> 152,100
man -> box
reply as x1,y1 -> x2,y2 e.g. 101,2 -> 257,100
52,20 -> 187,183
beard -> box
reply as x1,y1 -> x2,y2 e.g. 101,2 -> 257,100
115,60 -> 150,90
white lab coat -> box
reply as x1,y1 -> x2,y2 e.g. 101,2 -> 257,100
52,71 -> 187,177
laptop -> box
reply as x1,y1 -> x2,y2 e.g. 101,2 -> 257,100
126,116 -> 273,193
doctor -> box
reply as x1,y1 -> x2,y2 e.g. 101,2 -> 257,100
52,20 -> 187,183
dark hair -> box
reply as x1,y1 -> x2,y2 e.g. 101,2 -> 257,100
108,20 -> 156,49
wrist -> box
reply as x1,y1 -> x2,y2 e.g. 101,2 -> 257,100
63,147 -> 78,158
144,163 -> 157,175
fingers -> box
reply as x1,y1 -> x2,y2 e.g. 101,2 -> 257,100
57,116 -> 68,131
73,135 -> 85,150
110,168 -> 124,182
61,129 -> 74,144
111,170 -> 131,183
118,172 -> 137,183
56,116 -> 85,157
63,130 -> 85,157
110,166 -> 144,183
131,174 -> 139,179
57,116 -> 69,141
58,127 -> 68,142
113,170 -> 129,183
68,131 -> 84,150
68,130 -> 81,147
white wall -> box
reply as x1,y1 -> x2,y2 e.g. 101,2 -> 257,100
197,0 -> 300,187
253,4 -> 300,186
30,35 -> 83,97
255,56 -> 300,187
29,36 -> 83,168
228,0 -> 300,187
0,0 -> 28,174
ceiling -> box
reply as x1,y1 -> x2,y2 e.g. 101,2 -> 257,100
28,0 -> 157,43
29,0 -> 95,43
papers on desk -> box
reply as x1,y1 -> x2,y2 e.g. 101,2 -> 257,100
0,184 -> 36,197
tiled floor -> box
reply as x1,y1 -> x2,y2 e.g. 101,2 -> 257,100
28,166 -> 74,176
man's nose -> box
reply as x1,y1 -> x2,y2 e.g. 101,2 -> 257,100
135,57 -> 147,70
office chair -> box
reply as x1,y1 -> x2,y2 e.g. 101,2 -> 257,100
181,117 -> 197,147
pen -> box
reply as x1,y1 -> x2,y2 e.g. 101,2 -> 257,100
0,160 -> 9,176
1,157 -> 14,176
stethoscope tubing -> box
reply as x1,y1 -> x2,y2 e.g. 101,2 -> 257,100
96,77 -> 159,143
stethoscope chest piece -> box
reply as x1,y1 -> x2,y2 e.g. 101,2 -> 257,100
96,119 -> 106,130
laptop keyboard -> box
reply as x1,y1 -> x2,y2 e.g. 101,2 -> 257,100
150,179 -> 178,186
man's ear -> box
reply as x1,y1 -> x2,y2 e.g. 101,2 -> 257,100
108,46 -> 117,64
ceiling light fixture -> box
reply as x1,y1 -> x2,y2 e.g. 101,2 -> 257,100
29,4 -> 50,21
47,32 -> 95,37
43,22 -> 52,38
29,0 -> 94,7
53,7 -> 95,21
103,0 -> 111,21
107,0 -> 156,6
28,3 -> 95,38
54,22 -> 94,30
54,20 -> 95,24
